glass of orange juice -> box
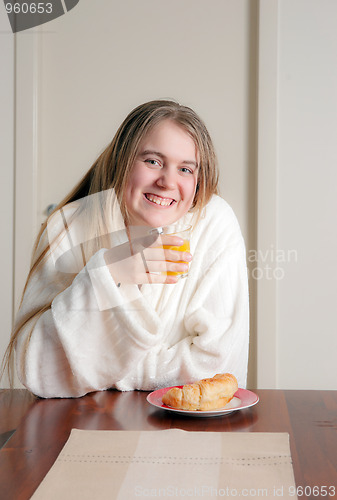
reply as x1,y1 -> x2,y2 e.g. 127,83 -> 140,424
156,224 -> 191,278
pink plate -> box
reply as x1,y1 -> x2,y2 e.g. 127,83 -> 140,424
146,387 -> 259,417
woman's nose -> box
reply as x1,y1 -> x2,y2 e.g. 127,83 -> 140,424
156,169 -> 176,189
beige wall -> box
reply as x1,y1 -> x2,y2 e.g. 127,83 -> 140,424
1,0 -> 336,389
36,0 -> 256,233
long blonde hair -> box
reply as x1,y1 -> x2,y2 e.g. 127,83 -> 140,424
1,99 -> 219,386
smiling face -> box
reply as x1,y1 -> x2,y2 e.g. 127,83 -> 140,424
124,120 -> 199,227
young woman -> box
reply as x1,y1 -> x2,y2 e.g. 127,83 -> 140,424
2,100 -> 249,398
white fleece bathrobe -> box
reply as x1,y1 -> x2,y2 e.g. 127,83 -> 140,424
15,195 -> 249,398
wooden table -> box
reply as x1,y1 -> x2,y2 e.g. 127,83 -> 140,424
0,389 -> 336,499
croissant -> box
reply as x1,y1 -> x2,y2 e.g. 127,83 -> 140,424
162,373 -> 238,411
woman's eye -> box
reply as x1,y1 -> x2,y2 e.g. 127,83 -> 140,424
180,167 -> 193,174
145,159 -> 161,167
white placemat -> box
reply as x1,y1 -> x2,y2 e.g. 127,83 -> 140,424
31,429 -> 297,499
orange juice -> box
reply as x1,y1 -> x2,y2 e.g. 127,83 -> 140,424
163,239 -> 190,276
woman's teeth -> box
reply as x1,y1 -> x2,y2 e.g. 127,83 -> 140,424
145,194 -> 174,206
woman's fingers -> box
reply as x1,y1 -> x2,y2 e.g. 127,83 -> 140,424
104,231 -> 192,285
149,234 -> 183,247
145,259 -> 189,274
130,250 -> 189,281
143,246 -> 192,263
165,248 -> 193,262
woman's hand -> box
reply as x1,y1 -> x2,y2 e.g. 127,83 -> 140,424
104,231 -> 192,285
